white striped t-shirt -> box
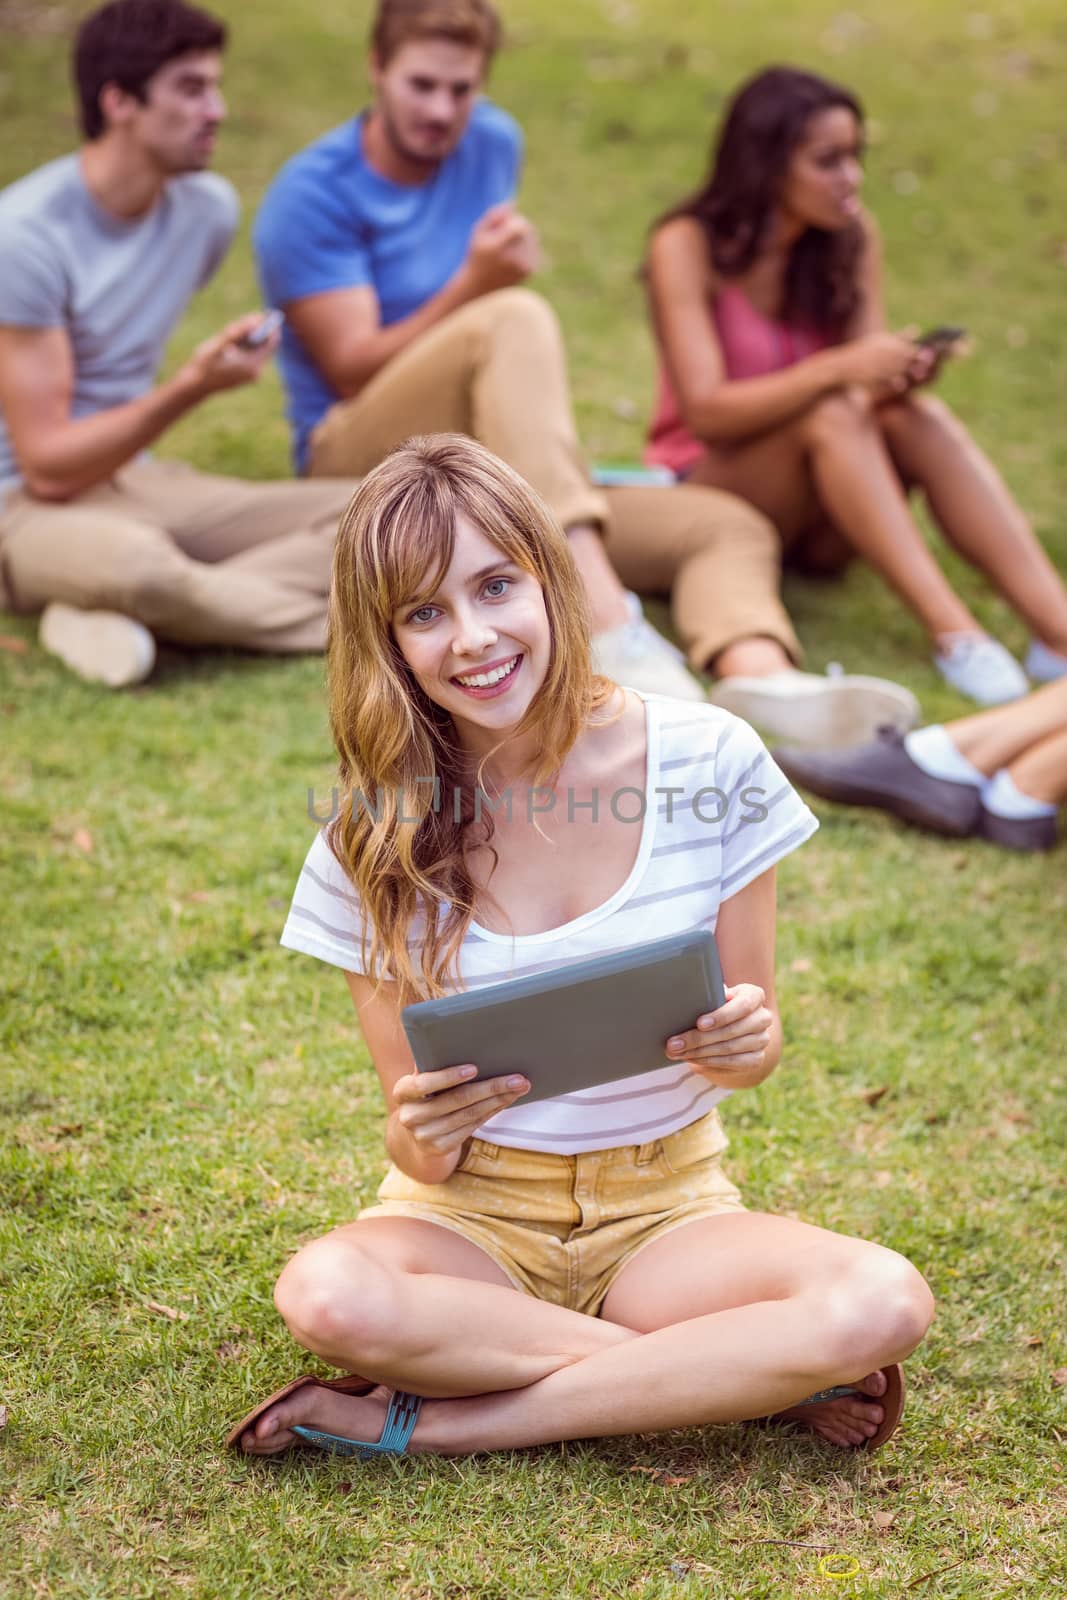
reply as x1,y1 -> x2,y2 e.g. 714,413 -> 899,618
281,695 -> 818,1153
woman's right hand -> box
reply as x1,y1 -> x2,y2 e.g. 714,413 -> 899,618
391,1063 -> 530,1159
829,332 -> 922,391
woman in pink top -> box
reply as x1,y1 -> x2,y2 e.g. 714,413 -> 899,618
645,66 -> 1067,707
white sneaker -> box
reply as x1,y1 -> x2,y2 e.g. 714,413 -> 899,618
708,665 -> 920,748
1023,637 -> 1067,683
591,594 -> 704,701
934,633 -> 1028,704
39,603 -> 156,687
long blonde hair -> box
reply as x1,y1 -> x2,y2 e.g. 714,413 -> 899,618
326,434 -> 612,999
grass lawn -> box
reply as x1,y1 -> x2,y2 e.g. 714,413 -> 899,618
2,0 -> 1065,1595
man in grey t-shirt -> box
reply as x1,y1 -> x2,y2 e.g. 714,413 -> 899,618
0,0 -> 356,686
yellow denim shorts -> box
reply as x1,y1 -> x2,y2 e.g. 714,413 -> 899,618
358,1110 -> 745,1318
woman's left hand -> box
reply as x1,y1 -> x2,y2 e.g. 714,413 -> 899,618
665,983 -> 775,1088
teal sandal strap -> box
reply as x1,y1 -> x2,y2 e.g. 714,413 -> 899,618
795,1384 -> 871,1407
292,1389 -> 423,1459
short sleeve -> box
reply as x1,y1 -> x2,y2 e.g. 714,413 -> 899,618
254,162 -> 372,309
0,222 -> 67,328
712,712 -> 819,900
193,175 -> 240,287
481,101 -> 523,190
280,829 -> 369,972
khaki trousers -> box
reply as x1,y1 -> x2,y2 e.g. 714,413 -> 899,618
0,459 -> 358,653
308,288 -> 801,669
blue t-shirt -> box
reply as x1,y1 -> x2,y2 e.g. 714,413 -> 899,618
253,100 -> 522,471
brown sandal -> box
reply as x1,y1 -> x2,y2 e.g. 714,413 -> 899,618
782,1361 -> 905,1453
225,1372 -> 375,1452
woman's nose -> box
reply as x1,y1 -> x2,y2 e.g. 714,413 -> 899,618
451,610 -> 497,656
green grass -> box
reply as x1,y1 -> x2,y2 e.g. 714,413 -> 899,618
2,1 -> 1066,1595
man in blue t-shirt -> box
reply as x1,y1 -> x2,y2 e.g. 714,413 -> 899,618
253,0 -> 919,736
254,0 -> 711,700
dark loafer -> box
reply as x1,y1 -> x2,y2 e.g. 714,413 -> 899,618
773,727 -> 982,837
977,806 -> 1059,852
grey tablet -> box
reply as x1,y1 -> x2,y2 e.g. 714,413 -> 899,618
401,928 -> 725,1104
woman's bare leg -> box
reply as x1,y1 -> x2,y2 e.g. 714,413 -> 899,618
947,678 -> 1067,774
275,1216 -> 633,1395
691,395 -> 983,642
242,1211 -> 932,1457
687,425 -> 820,543
1007,727 -> 1067,805
878,394 -> 1067,654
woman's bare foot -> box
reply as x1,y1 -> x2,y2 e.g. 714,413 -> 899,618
770,1367 -> 888,1448
239,1383 -> 396,1456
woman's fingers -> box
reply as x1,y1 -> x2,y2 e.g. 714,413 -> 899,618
700,984 -> 765,1026
394,1069 -> 529,1130
414,1088 -> 528,1147
396,1063 -> 479,1100
684,1035 -> 772,1064
666,989 -> 770,1056
688,1052 -> 769,1078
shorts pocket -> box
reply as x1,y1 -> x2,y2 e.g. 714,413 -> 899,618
658,1112 -> 729,1175
454,1136 -> 502,1177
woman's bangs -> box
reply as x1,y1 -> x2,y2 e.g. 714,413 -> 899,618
376,484 -> 458,617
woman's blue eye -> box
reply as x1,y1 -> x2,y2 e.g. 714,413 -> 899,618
484,578 -> 509,597
410,606 -> 436,623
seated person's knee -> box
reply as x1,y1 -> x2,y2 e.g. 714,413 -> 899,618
803,388 -> 873,445
124,550 -> 195,626
274,1241 -> 397,1360
485,284 -> 559,336
878,389 -> 956,439
821,1249 -> 934,1371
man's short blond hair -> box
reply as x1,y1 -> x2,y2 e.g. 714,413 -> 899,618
370,0 -> 501,67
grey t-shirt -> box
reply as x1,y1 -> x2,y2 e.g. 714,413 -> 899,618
0,153 -> 239,501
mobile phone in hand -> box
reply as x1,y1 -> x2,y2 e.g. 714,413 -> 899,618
916,324 -> 967,355
235,309 -> 284,350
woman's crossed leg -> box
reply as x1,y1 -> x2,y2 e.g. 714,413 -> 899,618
238,1209 -> 933,1457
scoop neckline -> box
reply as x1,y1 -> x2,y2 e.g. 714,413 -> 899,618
468,693 -> 661,946
717,280 -> 782,326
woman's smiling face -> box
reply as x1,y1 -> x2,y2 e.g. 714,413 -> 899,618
391,513 -> 552,743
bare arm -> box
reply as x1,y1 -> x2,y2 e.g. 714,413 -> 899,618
647,218 -> 848,445
646,216 -> 922,445
666,867 -> 782,1090
845,210 -> 887,337
0,313 -> 278,502
285,203 -> 540,400
345,970 -> 529,1186
848,213 -> 942,392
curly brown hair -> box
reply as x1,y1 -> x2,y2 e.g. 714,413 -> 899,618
656,65 -> 866,335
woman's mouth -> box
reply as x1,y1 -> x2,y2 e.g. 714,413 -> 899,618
451,654 -> 523,698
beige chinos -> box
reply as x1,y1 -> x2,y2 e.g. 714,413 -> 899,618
306,288 -> 802,670
0,460 -> 358,654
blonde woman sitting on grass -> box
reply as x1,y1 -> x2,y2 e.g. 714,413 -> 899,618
229,435 -> 933,1463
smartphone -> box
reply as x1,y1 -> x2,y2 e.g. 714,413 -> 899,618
916,324 -> 967,354
236,309 -> 284,350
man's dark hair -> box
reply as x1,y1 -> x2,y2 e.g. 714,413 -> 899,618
74,0 -> 227,140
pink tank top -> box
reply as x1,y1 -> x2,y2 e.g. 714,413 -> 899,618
645,283 -> 831,475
